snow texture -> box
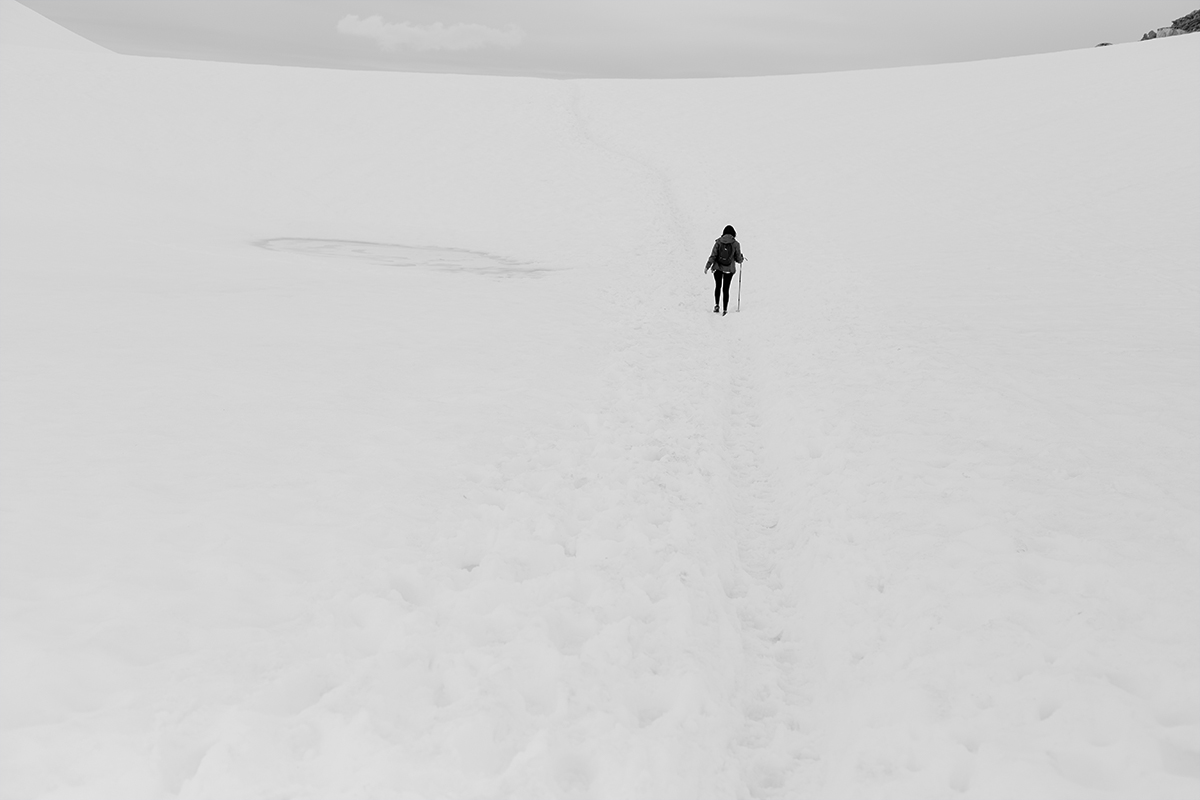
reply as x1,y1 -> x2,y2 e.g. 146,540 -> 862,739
1,3 -> 1198,797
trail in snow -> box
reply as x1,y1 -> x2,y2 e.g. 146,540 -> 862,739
718,320 -> 824,798
569,81 -> 828,794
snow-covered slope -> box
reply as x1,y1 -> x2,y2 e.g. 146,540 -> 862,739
1,6 -> 1197,797
0,0 -> 109,53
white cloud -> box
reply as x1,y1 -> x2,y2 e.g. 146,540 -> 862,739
337,15 -> 524,52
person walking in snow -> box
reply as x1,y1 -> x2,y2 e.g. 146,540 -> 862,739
705,225 -> 743,315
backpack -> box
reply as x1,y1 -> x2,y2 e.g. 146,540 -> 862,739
715,239 -> 734,268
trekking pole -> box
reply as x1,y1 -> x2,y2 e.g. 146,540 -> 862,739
737,258 -> 744,312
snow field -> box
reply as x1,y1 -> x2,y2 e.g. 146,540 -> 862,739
1,5 -> 1199,797
572,36 -> 1200,797
0,36 -> 805,797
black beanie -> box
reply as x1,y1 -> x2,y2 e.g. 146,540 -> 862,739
723,225 -> 736,237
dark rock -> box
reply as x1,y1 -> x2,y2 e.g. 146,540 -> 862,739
1136,9 -> 1197,40
1095,42 -> 1113,47
1172,9 -> 1200,32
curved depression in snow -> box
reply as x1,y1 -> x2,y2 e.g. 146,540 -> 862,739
255,237 -> 552,275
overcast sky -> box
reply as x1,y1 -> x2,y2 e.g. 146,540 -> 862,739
18,0 -> 1194,78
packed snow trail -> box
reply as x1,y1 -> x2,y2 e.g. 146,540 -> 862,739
566,82 -> 827,795
717,325 -> 824,797
2,5 -> 1199,797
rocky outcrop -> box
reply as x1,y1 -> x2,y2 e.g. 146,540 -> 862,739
1172,9 -> 1200,32
1140,9 -> 1199,40
1142,27 -> 1187,40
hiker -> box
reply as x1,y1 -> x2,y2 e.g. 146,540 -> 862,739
704,225 -> 743,315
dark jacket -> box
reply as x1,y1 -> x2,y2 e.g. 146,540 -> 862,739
707,234 -> 743,274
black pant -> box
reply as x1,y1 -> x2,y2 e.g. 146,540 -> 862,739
713,269 -> 733,310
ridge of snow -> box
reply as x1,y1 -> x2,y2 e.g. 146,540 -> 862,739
0,0 -> 110,54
